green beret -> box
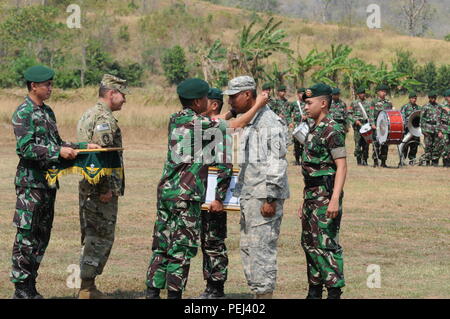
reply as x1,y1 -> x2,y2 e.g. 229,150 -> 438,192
376,84 -> 389,92
304,83 -> 332,99
444,89 -> 450,97
356,87 -> 366,94
177,78 -> 210,99
207,88 -> 223,101
408,91 -> 417,98
277,85 -> 287,91
428,91 -> 438,97
297,87 -> 305,93
262,82 -> 273,91
24,65 -> 55,83
331,87 -> 341,95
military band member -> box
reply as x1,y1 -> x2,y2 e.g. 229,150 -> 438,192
420,91 -> 444,166
329,88 -> 349,135
441,90 -> 450,167
348,87 -> 371,166
290,88 -> 307,165
400,92 -> 421,165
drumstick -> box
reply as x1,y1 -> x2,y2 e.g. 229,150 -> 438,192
77,147 -> 124,153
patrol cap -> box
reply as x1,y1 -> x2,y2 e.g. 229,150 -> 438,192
297,87 -> 306,93
304,83 -> 332,99
427,91 -> 438,97
177,78 -> 210,99
331,87 -> 341,95
356,87 -> 366,94
444,89 -> 450,97
408,91 -> 417,98
24,65 -> 55,83
376,84 -> 389,92
262,82 -> 273,91
277,84 -> 287,91
101,74 -> 130,95
223,76 -> 256,96
207,88 -> 223,101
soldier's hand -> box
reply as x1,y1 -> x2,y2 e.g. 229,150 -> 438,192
261,201 -> 276,218
326,199 -> 340,219
255,92 -> 269,108
99,190 -> 113,203
297,206 -> 303,220
60,147 -> 78,160
289,123 -> 294,129
355,120 -> 362,127
209,200 -> 224,213
371,125 -> 376,130
88,143 -> 102,149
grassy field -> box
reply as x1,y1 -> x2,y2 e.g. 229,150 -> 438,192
0,93 -> 449,299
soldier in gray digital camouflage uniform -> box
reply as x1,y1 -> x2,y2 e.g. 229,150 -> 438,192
223,76 -> 290,299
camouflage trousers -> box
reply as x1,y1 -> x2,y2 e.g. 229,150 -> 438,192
201,210 -> 228,283
301,185 -> 345,288
353,126 -> 369,161
79,191 -> 118,280
11,187 -> 56,283
293,139 -> 303,163
423,133 -> 443,162
441,133 -> 450,164
240,198 -> 283,295
146,200 -> 201,292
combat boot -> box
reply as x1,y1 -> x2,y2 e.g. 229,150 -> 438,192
12,280 -> 39,299
78,278 -> 110,299
432,160 -> 439,167
197,281 -> 225,299
327,287 -> 342,299
255,292 -> 273,299
381,160 -> 387,168
306,284 -> 323,299
145,287 -> 161,299
356,157 -> 362,166
167,290 -> 182,299
362,159 -> 368,166
30,277 -> 43,299
373,159 -> 379,167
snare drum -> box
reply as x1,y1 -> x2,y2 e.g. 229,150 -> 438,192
376,110 -> 404,145
359,123 -> 373,144
293,122 -> 310,145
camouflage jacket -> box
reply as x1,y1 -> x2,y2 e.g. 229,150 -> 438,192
158,107 -> 232,203
302,116 -> 346,179
369,98 -> 393,126
234,106 -> 290,200
77,101 -> 125,196
439,101 -> 449,134
268,98 -> 290,123
289,100 -> 306,125
420,102 -> 443,134
400,103 -> 421,127
12,96 -> 87,189
329,99 -> 348,125
348,98 -> 371,126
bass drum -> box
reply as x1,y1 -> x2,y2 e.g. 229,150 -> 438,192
376,110 -> 404,145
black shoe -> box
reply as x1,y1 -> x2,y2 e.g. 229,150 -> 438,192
327,287 -> 342,299
30,278 -> 43,299
145,287 -> 161,299
432,160 -> 439,167
373,160 -> 379,167
356,158 -> 362,166
197,281 -> 225,299
167,290 -> 182,299
13,281 -> 39,299
306,284 -> 323,299
381,160 -> 387,168
362,159 -> 368,166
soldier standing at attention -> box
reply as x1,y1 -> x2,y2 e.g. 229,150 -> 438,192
224,76 -> 290,299
299,83 -> 347,299
329,88 -> 349,135
76,74 -> 129,299
400,92 -> 421,165
269,85 -> 290,122
370,84 -> 393,167
197,88 -> 231,299
145,78 -> 268,299
11,65 -> 100,299
441,90 -> 450,167
290,88 -> 307,165
348,87 -> 371,166
420,91 -> 444,166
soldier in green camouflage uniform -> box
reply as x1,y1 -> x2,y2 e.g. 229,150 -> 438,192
441,90 -> 450,167
300,83 -> 347,299
400,92 -> 421,165
289,88 -> 307,165
369,84 -> 393,167
145,78 -> 268,299
10,66 -> 98,299
268,85 -> 290,122
76,74 -> 129,299
197,88 -> 230,299
348,87 -> 371,166
420,91 -> 444,166
330,88 -> 349,135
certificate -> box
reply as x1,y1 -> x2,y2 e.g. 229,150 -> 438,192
201,167 -> 240,212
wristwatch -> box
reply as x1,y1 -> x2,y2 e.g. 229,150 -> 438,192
266,197 -> 276,204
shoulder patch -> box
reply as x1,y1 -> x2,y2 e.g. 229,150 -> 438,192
96,123 -> 111,132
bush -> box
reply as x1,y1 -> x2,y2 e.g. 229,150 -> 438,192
161,45 -> 189,85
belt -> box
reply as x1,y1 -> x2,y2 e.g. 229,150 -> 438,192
304,175 -> 335,189
18,158 -> 46,170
